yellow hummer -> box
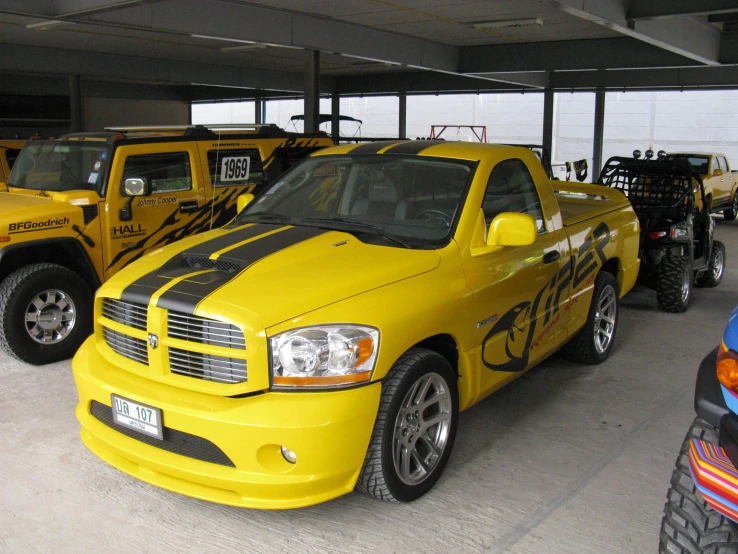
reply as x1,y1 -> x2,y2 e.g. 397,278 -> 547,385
0,125 -> 333,365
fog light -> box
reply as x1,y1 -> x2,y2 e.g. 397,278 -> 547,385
281,446 -> 297,464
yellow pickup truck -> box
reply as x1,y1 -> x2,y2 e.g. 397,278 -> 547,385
667,153 -> 738,219
72,141 -> 640,509
0,125 -> 332,365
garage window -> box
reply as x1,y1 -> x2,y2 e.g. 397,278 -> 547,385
122,152 -> 192,194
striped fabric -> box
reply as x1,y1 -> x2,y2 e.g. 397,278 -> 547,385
689,438 -> 738,522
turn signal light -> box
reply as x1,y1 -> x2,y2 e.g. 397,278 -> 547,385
0,236 -> 9,243
717,343 -> 738,391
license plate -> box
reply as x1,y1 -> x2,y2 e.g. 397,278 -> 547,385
111,394 -> 163,440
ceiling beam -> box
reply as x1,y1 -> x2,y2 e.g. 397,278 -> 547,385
335,72 -> 522,95
77,0 -> 458,73
551,0 -> 721,65
459,37 -> 699,74
550,65 -> 738,90
628,0 -> 738,20
0,0 -> 154,17
0,43 -> 333,93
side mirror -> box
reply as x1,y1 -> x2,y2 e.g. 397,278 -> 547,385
237,193 -> 255,213
713,169 -> 724,177
122,177 -> 151,197
487,213 -> 537,247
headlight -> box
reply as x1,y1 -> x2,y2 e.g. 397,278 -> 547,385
270,325 -> 379,389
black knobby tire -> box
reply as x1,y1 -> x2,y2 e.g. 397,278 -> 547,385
657,256 -> 693,313
724,194 -> 738,221
355,348 -> 459,502
0,263 -> 93,365
659,417 -> 738,553
561,271 -> 619,365
696,240 -> 726,289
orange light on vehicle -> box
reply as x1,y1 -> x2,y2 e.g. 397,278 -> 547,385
717,342 -> 738,391
273,371 -> 372,388
0,236 -> 10,243
355,337 -> 374,367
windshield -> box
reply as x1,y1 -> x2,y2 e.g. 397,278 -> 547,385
237,154 -> 475,248
8,141 -> 111,194
666,154 -> 709,175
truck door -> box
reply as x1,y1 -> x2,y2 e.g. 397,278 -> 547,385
718,156 -> 731,204
197,145 -> 267,227
462,158 -> 571,397
102,142 -> 207,279
709,156 -> 722,207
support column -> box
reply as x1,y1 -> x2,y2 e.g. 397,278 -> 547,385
331,92 -> 340,141
398,93 -> 407,139
593,89 -> 606,182
304,50 -> 320,133
69,75 -> 84,133
542,89 -> 554,165
254,98 -> 263,125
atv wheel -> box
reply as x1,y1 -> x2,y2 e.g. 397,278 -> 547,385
562,272 -> 619,364
696,240 -> 726,288
0,263 -> 93,365
724,194 -> 738,221
355,348 -> 458,502
657,256 -> 692,313
659,417 -> 738,553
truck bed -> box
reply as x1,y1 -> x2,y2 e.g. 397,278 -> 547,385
553,181 -> 631,226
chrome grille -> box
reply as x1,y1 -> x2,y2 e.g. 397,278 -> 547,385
103,327 -> 148,365
167,312 -> 245,350
169,348 -> 246,384
102,298 -> 148,331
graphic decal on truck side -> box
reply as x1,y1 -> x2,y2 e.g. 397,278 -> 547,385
481,222 -> 611,372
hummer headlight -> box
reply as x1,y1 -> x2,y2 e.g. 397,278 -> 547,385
270,325 -> 379,389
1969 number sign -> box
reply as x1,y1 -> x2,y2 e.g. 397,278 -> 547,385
220,156 -> 251,182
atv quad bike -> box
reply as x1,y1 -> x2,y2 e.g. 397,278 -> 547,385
598,150 -> 725,313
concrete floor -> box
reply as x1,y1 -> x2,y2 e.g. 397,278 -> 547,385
2,221 -> 738,554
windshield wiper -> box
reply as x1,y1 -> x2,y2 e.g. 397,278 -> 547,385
238,211 -> 293,224
300,216 -> 411,249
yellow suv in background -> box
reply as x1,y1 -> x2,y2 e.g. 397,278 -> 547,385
0,124 -> 333,364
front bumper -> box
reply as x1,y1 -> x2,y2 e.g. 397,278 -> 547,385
73,336 -> 382,510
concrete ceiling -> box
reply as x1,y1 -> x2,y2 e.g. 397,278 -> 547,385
1,0 -> 738,100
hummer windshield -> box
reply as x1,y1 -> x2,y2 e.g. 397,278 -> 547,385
8,141 -> 111,194
237,154 -> 475,248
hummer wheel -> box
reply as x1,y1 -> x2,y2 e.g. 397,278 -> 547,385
0,263 -> 92,365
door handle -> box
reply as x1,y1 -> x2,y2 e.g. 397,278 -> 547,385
179,201 -> 200,214
543,250 -> 561,264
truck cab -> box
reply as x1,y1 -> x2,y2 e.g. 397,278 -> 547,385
666,152 -> 737,217
0,124 -> 333,364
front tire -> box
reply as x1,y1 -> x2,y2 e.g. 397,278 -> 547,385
657,256 -> 692,313
0,263 -> 93,365
724,193 -> 738,221
355,348 -> 458,502
659,417 -> 738,553
561,271 -> 619,364
696,240 -> 726,288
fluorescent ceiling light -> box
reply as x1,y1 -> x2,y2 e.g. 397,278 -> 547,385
26,20 -> 74,30
221,44 -> 266,52
191,34 -> 303,50
474,18 -> 543,30
340,53 -> 402,66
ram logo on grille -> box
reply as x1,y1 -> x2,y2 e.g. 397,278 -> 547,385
148,333 -> 159,350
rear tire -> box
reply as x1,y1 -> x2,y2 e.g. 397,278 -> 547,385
561,271 -> 619,364
0,263 -> 92,365
657,256 -> 692,313
659,417 -> 738,553
724,193 -> 738,221
696,240 -> 726,288
355,348 -> 458,502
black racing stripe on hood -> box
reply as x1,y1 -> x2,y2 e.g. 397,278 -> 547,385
119,223 -> 284,306
349,140 -> 406,154
383,140 -> 446,155
156,226 -> 328,315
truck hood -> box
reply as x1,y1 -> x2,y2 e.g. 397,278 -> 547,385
115,223 -> 441,328
0,192 -> 80,235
